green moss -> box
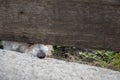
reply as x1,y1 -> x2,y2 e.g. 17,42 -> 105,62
51,46 -> 120,71
107,53 -> 120,71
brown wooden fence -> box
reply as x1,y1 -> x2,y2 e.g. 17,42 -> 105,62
0,0 -> 120,51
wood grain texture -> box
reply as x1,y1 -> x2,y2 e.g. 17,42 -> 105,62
0,0 -> 120,51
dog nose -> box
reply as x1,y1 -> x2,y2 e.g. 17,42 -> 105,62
37,51 -> 46,59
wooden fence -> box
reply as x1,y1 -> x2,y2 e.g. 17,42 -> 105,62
0,0 -> 120,51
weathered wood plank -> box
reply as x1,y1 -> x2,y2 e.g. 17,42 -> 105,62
0,0 -> 120,51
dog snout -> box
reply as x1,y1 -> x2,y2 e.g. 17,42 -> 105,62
37,51 -> 46,59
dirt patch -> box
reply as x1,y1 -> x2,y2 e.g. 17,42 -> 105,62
50,46 -> 120,71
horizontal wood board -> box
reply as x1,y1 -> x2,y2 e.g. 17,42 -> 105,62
0,0 -> 120,51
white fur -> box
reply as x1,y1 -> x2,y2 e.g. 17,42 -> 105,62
2,41 -> 53,58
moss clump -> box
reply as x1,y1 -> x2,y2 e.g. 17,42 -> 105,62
107,53 -> 120,71
51,46 -> 120,71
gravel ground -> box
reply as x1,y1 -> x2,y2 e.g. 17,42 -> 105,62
0,49 -> 120,80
